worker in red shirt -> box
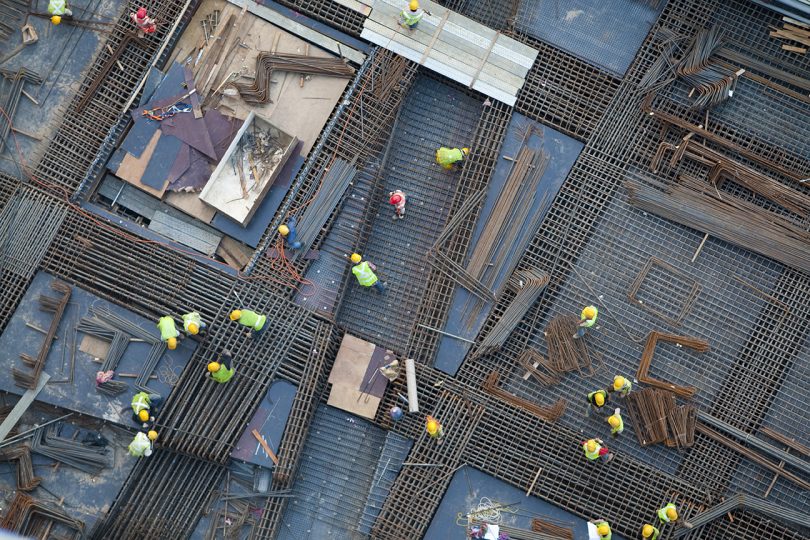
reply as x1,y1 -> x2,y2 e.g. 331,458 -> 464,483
388,190 -> 406,219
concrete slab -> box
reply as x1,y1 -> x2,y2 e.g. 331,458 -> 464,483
434,114 -> 583,375
0,271 -> 197,425
231,379 -> 297,468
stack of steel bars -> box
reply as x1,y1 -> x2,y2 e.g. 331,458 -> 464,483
1,492 -> 84,538
0,445 -> 41,491
0,68 -> 42,154
625,387 -> 677,446
30,422 -> 111,475
544,315 -> 596,376
675,26 -> 743,109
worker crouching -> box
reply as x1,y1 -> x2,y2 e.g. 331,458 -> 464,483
130,391 -> 162,428
610,375 -> 632,397
128,430 -> 157,458
157,315 -> 180,350
207,350 -> 235,383
278,217 -> 302,250
48,0 -> 72,24
425,415 -> 444,444
574,305 -> 598,339
641,523 -> 660,540
388,190 -> 406,220
587,519 -> 612,540
607,408 -> 623,437
435,146 -> 469,170
582,438 -> 613,463
182,311 -> 206,336
657,503 -> 678,525
130,7 -> 156,36
230,309 -> 267,338
586,388 -> 608,416
350,253 -> 385,293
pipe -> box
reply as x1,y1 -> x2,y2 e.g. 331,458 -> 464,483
405,358 -> 419,413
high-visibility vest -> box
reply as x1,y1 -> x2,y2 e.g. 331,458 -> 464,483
128,432 -> 152,457
48,0 -> 67,15
581,306 -> 598,327
616,378 -> 632,394
594,521 -> 612,540
436,147 -> 464,167
352,262 -> 378,287
182,312 -> 203,333
131,392 -> 151,414
587,390 -> 607,407
610,414 -> 624,435
645,526 -> 660,540
212,365 -> 235,383
237,310 -> 266,331
583,441 -> 602,460
658,503 -> 677,523
399,8 -> 424,26
157,316 -> 179,341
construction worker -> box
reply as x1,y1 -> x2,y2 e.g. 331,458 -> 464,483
582,438 -> 613,463
128,430 -> 157,457
389,190 -> 406,220
574,305 -> 598,339
426,415 -> 444,442
399,0 -> 424,30
587,519 -> 612,540
435,146 -> 469,170
611,375 -> 632,397
586,388 -> 609,416
130,391 -> 161,427
230,309 -> 267,337
350,253 -> 385,293
182,311 -> 206,336
278,217 -> 302,250
608,408 -> 624,437
130,7 -> 157,36
157,315 -> 180,350
207,350 -> 235,383
657,503 -> 678,525
641,523 -> 660,540
48,0 -> 72,24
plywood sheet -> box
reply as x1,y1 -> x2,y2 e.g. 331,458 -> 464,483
116,130 -> 168,198
327,333 -> 383,419
164,191 -> 217,223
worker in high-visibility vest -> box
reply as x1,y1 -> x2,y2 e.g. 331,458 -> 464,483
574,305 -> 598,339
48,0 -> 72,25
586,388 -> 609,416
130,391 -> 162,427
398,0 -> 424,30
350,253 -> 385,293
582,438 -> 613,463
207,350 -> 235,383
426,415 -> 444,442
657,503 -> 678,525
641,523 -> 660,540
278,217 -> 302,250
157,316 -> 180,350
129,430 -> 157,457
230,309 -> 267,337
587,519 -> 612,540
608,408 -> 624,437
182,311 -> 206,336
436,146 -> 469,170
611,375 -> 632,397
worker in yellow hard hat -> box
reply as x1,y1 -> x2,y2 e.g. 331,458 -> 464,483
574,305 -> 598,339
399,0 -> 424,30
206,350 -> 235,383
607,408 -> 624,437
435,146 -> 470,170
182,311 -> 206,336
425,415 -> 444,442
641,523 -> 660,540
586,388 -> 609,416
230,308 -> 267,338
130,391 -> 162,427
350,253 -> 386,293
278,217 -> 302,250
582,438 -> 613,463
48,0 -> 72,25
587,519 -> 612,540
610,375 -> 632,397
657,503 -> 678,525
157,316 -> 180,350
128,431 -> 154,457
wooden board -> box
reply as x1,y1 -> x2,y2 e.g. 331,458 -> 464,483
164,191 -> 217,223
79,334 -> 111,360
116,130 -> 168,198
216,235 -> 253,269
327,334 -> 381,419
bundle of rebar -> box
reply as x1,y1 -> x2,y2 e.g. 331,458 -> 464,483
0,0 -> 27,41
77,316 -> 131,396
665,404 -> 697,448
473,268 -> 549,358
636,331 -> 705,398
625,387 -> 676,446
0,445 -> 41,491
482,371 -> 566,422
675,26 -> 743,109
232,52 -> 355,104
626,178 -> 810,275
291,158 -> 357,258
531,518 -> 574,540
518,349 -> 560,387
544,315 -> 595,376
0,492 -> 84,537
673,493 -> 807,538
0,69 -> 43,154
470,519 -> 565,540
13,281 -> 71,389
30,423 -> 111,475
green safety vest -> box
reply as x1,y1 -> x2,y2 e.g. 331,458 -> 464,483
157,316 -> 179,341
212,365 -> 235,383
128,432 -> 152,457
352,262 -> 378,287
645,526 -> 660,540
658,503 -> 677,523
583,441 -> 602,461
399,8 -> 424,26
581,306 -> 598,327
587,390 -> 607,407
237,310 -> 266,331
182,312 -> 202,333
48,0 -> 67,15
436,147 -> 464,167
594,521 -> 612,540
131,392 -> 151,414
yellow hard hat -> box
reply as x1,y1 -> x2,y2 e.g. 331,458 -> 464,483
597,524 -> 610,536
426,416 -> 439,435
350,253 -> 362,264
608,415 -> 620,428
409,0 -> 419,11
278,224 -> 290,236
642,524 -> 655,538
51,15 -> 61,25
147,430 -> 158,441
586,439 -> 597,453
167,337 -> 177,350
594,392 -> 605,407
188,322 -> 199,335
462,147 -> 470,155
666,507 -> 678,521
230,310 -> 242,321
138,410 -> 150,422
208,362 -> 221,373
613,376 -> 626,390
583,305 -> 596,319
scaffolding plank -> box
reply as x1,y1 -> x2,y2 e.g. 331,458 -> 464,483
0,373 -> 50,442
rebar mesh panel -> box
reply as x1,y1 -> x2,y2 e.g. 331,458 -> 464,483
273,0 -> 367,37
337,73 -> 483,350
0,268 -> 31,335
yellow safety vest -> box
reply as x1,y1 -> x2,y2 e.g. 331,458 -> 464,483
236,310 -> 266,331
48,0 -> 67,15
581,306 -> 598,327
436,147 -> 464,167
399,8 -> 424,26
583,442 -> 602,460
182,312 -> 202,332
157,316 -> 179,341
658,503 -> 677,523
352,262 -> 378,287
131,392 -> 151,414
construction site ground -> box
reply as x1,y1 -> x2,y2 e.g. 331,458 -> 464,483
0,0 -> 808,539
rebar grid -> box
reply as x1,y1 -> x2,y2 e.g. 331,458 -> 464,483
272,0 -> 367,37
90,449 -> 225,540
684,510 -> 806,540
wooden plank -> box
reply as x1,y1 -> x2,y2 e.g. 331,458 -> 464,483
148,211 -> 222,256
472,79 -> 518,106
227,0 -> 366,64
781,44 -> 807,53
252,429 -> 280,465
334,0 -> 372,16
116,131 -> 168,198
164,191 -> 217,223
0,373 -> 50,442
